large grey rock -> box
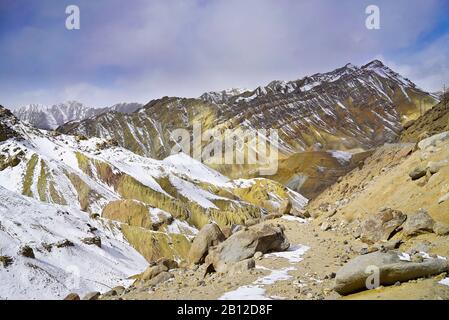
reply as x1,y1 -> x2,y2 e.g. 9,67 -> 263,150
403,209 -> 435,237
360,208 -> 407,244
334,251 -> 449,295
206,224 -> 289,272
418,131 -> 449,150
433,222 -> 449,236
188,223 -> 226,265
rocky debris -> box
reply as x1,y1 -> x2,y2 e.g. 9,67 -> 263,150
291,209 -> 311,219
427,160 -> 448,174
264,213 -> 283,221
156,258 -> 178,270
81,236 -> 101,248
374,239 -> 402,252
254,251 -> 263,260
83,291 -> 101,300
140,264 -> 169,282
0,255 -> 13,268
403,209 -> 435,238
19,245 -> 35,258
205,224 -> 289,273
55,239 -> 75,248
147,271 -> 173,287
360,208 -> 407,244
409,165 -> 427,180
102,285 -> 126,298
320,222 -> 331,231
188,223 -> 226,265
227,258 -> 256,276
245,218 -> 261,227
433,222 -> 449,236
334,251 -> 449,295
64,293 -> 81,300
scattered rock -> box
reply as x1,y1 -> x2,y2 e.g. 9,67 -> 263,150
320,222 -> 331,231
360,208 -> 407,244
0,255 -> 13,268
403,209 -> 435,238
433,222 -> 449,236
427,160 -> 448,174
264,213 -> 283,221
409,165 -> 427,180
81,236 -> 101,248
147,271 -> 173,287
64,293 -> 80,300
334,251 -> 449,295
245,218 -> 261,227
254,251 -> 263,260
227,258 -> 256,276
418,131 -> 449,150
140,264 -> 168,281
156,258 -> 178,270
19,245 -> 35,259
188,223 -> 226,265
55,239 -> 75,248
111,286 -> 125,296
206,224 -> 289,273
83,291 -> 101,300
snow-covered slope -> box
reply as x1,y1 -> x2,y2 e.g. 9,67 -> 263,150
1,105 -> 308,299
13,101 -> 143,130
0,185 -> 148,300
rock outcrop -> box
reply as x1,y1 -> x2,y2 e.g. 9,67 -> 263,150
188,223 -> 226,265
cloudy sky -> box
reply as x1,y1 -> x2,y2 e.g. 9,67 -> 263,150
0,0 -> 448,108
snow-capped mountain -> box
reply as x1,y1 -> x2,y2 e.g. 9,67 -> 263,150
13,101 -> 143,130
59,60 -> 438,160
0,105 -> 307,299
200,88 -> 250,104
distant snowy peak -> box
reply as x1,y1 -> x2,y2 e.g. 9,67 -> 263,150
200,88 -> 249,104
13,101 -> 143,130
199,60 -> 422,105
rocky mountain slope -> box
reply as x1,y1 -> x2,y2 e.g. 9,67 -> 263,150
59,60 -> 437,161
13,101 -> 143,130
401,91 -> 449,142
101,130 -> 449,301
0,105 -> 307,299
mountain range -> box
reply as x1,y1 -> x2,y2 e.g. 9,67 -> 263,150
1,59 -> 447,300
13,101 -> 143,130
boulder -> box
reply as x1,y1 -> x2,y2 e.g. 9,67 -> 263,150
63,293 -> 80,300
147,271 -> 173,287
18,245 -> 35,259
427,160 -> 449,174
227,258 -> 256,276
360,208 -> 407,244
409,165 -> 427,180
205,224 -> 289,272
402,209 -> 435,237
82,291 -> 101,300
418,131 -> 449,150
188,223 -> 226,265
81,236 -> 101,248
140,264 -> 168,281
156,257 -> 178,270
433,222 -> 449,236
334,251 -> 449,295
